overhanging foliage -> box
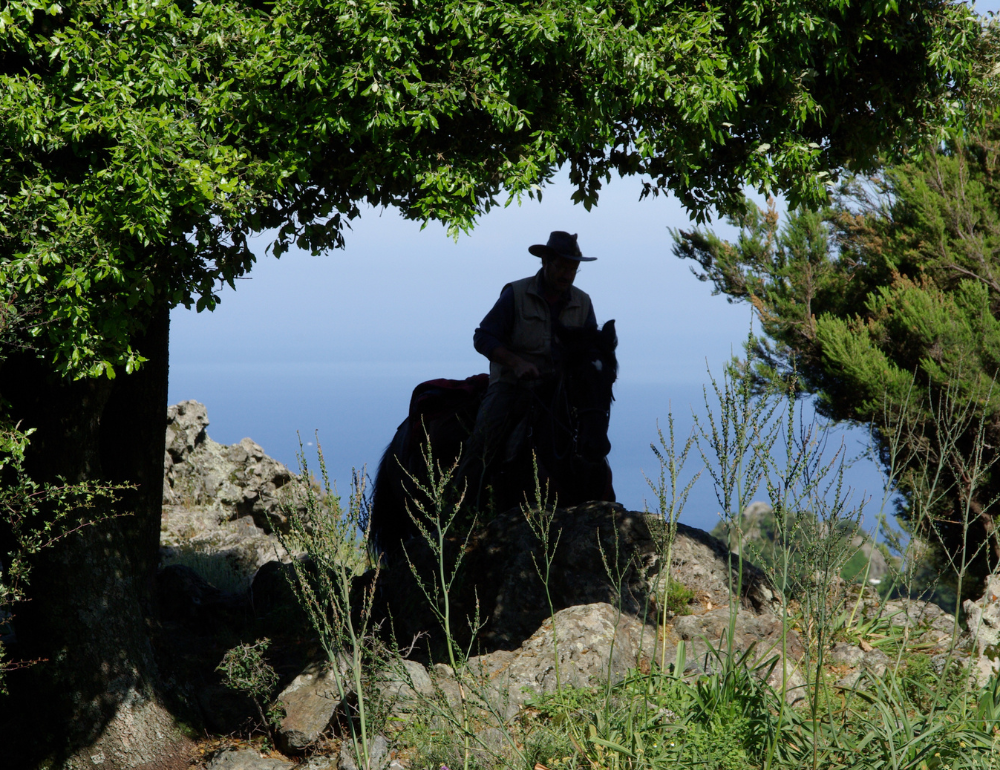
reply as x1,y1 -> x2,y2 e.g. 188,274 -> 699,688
0,0 -> 988,376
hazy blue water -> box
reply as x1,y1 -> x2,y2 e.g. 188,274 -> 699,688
168,364 -> 892,536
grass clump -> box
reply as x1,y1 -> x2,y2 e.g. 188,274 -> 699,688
661,579 -> 696,617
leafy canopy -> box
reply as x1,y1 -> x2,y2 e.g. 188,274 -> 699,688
0,0 -> 985,377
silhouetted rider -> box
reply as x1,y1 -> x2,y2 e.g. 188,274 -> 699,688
460,231 -> 598,504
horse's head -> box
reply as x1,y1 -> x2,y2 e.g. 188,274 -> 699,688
553,319 -> 618,462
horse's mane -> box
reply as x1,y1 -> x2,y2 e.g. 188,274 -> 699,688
555,319 -> 619,385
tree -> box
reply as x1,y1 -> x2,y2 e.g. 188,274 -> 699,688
0,0 -> 987,765
673,130 -> 1000,603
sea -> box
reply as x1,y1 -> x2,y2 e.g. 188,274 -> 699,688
166,363 -> 893,537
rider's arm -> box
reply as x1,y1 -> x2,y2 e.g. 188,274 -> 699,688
473,286 -> 514,358
474,287 -> 540,379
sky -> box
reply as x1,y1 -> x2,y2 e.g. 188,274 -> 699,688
168,2 -> 1000,534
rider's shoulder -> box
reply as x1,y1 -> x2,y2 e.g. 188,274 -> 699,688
567,284 -> 593,308
501,275 -> 538,302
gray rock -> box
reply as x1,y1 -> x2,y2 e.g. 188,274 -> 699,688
205,749 -> 295,770
160,513 -> 286,593
378,659 -> 434,712
829,642 -> 865,668
166,400 -> 210,465
667,606 -> 806,703
374,502 -> 803,714
461,602 -> 658,719
835,670 -> 864,690
471,727 -> 518,769
471,502 -> 660,648
380,502 -> 782,658
882,598 -> 957,648
432,663 -> 455,678
276,658 -> 352,753
930,651 -> 962,673
861,648 -> 891,678
161,401 -> 306,592
963,575 -> 1000,685
340,734 -> 390,770
647,519 -> 782,615
833,648 -> 894,691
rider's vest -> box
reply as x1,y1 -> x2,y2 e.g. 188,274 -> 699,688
489,270 -> 594,386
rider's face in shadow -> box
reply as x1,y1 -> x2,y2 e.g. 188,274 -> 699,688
542,255 -> 580,294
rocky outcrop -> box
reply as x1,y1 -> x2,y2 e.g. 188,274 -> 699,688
164,400 -> 303,530
339,502 -> 806,732
883,597 -> 958,648
831,643 -> 893,689
161,401 -> 305,591
165,409 -> 989,766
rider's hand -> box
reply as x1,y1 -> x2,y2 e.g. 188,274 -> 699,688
512,358 -> 541,380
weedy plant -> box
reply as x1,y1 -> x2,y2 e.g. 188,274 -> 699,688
0,423 -> 127,695
270,436 -> 381,769
644,413 -> 700,661
398,440 -> 481,770
391,439 -> 549,770
688,347 -> 1000,770
216,637 -> 284,741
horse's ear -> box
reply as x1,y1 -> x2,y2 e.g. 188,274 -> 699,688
601,319 -> 617,350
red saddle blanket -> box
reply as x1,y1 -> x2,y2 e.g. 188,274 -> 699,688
404,374 -> 489,455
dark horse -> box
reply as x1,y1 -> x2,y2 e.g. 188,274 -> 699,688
370,320 -> 618,555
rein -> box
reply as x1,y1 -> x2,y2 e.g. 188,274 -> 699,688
523,369 -> 607,463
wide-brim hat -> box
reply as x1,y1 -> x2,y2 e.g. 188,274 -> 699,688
528,231 -> 596,262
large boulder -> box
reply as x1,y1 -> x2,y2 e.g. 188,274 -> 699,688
649,519 -> 782,615
464,602 -> 657,718
369,500 -> 804,711
377,502 -> 784,652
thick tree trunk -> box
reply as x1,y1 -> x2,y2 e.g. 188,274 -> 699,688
0,308 -> 190,769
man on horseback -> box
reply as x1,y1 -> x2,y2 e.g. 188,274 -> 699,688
370,231 -> 614,553
460,230 -> 599,504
